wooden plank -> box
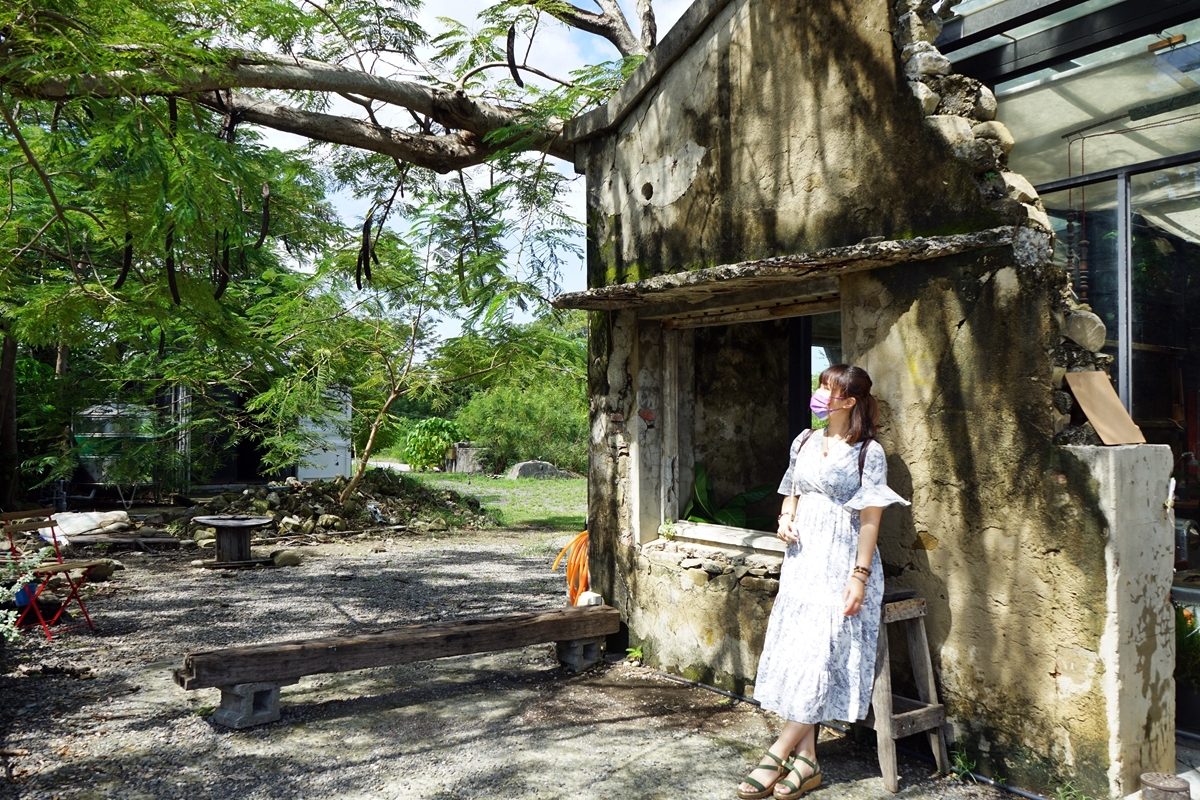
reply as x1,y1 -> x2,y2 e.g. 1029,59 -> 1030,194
661,328 -> 680,524
68,535 -> 179,547
0,509 -> 54,522
892,704 -> 946,740
175,605 -> 622,690
906,616 -> 950,772
871,624 -> 899,792
3,520 -> 56,535
660,297 -> 840,329
882,598 -> 926,624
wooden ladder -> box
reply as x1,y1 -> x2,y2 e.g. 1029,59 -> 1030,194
859,591 -> 950,792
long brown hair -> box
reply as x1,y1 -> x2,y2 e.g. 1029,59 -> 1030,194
820,364 -> 879,446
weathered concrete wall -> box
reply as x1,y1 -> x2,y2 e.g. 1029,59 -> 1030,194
576,0 -> 1175,796
1068,446 -> 1176,796
581,0 -> 999,287
692,321 -> 790,506
843,253 -> 1175,798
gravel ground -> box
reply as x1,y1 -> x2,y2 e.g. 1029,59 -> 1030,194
0,532 -> 1008,800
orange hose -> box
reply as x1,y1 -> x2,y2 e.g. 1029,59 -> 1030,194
554,531 -> 589,604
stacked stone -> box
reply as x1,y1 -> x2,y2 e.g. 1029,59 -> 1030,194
893,0 -> 1114,446
640,538 -> 782,596
894,0 -> 1050,233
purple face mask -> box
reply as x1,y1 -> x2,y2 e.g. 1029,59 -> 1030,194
809,388 -> 847,420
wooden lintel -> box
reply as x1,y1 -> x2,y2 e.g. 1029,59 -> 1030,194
659,296 -> 840,329
174,605 -> 621,690
882,598 -> 926,624
637,278 -> 838,321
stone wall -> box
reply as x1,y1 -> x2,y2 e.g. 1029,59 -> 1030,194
573,0 -> 1177,795
843,248 -> 1175,797
577,0 -> 1004,287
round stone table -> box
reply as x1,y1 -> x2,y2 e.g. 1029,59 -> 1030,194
192,514 -> 274,569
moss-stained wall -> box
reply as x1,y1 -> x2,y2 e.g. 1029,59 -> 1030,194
577,0 -> 1176,796
582,0 -> 999,287
843,250 -> 1174,796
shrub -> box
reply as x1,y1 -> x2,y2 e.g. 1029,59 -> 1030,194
403,418 -> 464,470
456,376 -> 586,474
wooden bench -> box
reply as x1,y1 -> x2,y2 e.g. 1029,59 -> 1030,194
174,604 -> 621,728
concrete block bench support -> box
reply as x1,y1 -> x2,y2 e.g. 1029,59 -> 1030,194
176,605 -> 621,727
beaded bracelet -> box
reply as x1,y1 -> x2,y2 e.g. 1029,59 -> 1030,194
853,565 -> 871,577
851,574 -> 867,584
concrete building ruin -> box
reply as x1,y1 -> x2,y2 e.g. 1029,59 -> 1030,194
552,0 -> 1188,797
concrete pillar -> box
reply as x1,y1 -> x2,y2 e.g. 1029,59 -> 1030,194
1068,445 -> 1176,799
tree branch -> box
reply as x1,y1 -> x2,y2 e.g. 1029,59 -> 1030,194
12,52 -> 572,168
18,53 -> 547,142
525,0 -> 644,56
192,90 -> 570,172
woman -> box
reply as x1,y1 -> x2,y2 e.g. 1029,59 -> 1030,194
737,364 -> 909,799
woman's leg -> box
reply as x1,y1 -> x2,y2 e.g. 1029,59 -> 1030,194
774,723 -> 819,797
738,720 -> 814,794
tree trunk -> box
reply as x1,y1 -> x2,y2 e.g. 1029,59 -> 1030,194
0,333 -> 20,508
338,390 -> 401,504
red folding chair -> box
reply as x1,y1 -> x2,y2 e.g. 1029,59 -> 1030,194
2,509 -> 105,641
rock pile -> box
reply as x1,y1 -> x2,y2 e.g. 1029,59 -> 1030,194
182,469 -> 493,541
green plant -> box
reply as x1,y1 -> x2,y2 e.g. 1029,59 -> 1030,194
456,375 -> 587,474
403,418 -> 465,470
626,646 -> 644,661
1055,781 -> 1096,800
949,748 -> 976,783
1176,603 -> 1200,688
682,464 -> 774,530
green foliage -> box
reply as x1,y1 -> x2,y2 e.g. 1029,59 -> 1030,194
455,374 -> 586,474
1054,782 -> 1096,800
1177,603 -> 1200,688
949,748 -> 977,783
682,464 -> 774,531
403,418 -> 465,470
625,646 -> 644,661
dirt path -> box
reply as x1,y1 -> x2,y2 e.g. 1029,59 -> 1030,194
0,489 -> 1005,799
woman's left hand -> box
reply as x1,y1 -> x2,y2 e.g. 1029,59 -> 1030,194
843,577 -> 866,617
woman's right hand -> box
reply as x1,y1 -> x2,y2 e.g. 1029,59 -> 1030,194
776,518 -> 798,544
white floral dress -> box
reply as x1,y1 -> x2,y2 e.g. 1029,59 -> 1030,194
753,430 -> 909,724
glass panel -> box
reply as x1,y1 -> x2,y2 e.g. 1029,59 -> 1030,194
1040,182 -> 1121,391
1130,165 -> 1200,465
810,311 -> 841,429
997,19 -> 1200,186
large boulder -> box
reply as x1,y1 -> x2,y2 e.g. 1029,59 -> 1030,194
505,460 -> 565,480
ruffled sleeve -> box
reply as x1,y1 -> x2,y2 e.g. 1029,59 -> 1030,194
845,441 -> 911,510
777,430 -> 809,496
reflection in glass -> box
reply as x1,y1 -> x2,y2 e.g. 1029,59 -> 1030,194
998,20 -> 1200,186
1040,182 -> 1120,388
1130,165 -> 1200,456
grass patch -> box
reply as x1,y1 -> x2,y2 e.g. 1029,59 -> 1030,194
407,473 -> 586,531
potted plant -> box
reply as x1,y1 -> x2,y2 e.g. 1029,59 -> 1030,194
1176,603 -> 1200,734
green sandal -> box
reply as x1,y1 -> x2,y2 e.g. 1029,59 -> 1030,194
772,754 -> 821,799
737,749 -> 788,799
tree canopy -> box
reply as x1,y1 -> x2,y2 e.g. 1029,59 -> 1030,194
0,0 -> 647,502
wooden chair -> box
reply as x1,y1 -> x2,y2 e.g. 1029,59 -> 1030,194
859,590 -> 950,792
2,509 -> 106,641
